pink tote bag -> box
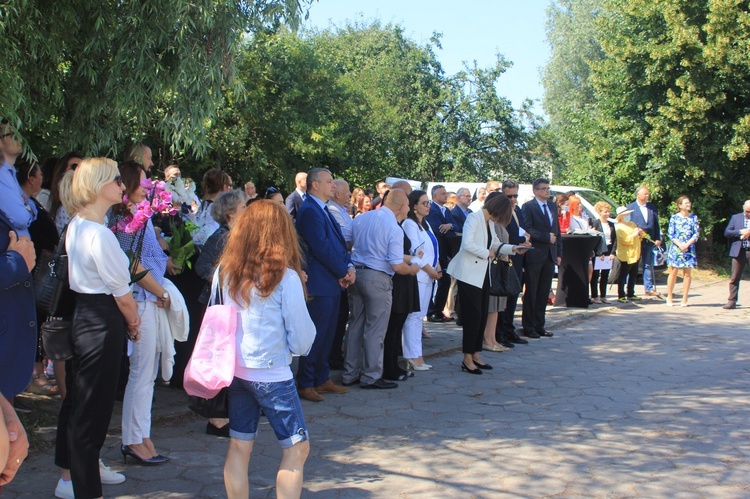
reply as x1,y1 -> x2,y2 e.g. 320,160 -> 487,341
184,268 -> 238,398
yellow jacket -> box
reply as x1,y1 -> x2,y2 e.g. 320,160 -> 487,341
615,221 -> 642,264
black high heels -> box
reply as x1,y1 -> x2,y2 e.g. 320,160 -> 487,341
461,362 -> 482,375
473,361 -> 493,370
121,445 -> 170,466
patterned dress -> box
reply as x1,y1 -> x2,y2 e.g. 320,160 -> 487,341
666,213 -> 699,268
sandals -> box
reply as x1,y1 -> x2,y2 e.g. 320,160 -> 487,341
27,374 -> 59,396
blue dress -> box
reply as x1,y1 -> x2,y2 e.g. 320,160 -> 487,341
667,214 -> 699,268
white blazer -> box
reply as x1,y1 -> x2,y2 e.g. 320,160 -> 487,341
447,210 -> 511,288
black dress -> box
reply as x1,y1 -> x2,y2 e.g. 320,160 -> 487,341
382,227 -> 420,380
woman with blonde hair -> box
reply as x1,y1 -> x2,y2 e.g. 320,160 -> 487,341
349,188 -> 364,217
665,196 -> 699,306
221,200 -> 316,499
54,158 -> 140,499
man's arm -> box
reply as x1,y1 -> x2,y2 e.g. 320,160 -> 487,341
0,393 -> 28,486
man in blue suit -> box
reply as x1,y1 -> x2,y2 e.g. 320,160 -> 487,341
723,200 -> 750,309
295,168 -> 355,402
521,178 -> 562,338
626,186 -> 662,297
498,179 -> 529,346
285,171 -> 307,223
450,187 -> 472,231
425,185 -> 460,322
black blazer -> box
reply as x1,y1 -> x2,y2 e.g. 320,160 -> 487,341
724,212 -> 749,258
285,190 -> 304,222
521,198 -> 562,263
592,219 -> 617,256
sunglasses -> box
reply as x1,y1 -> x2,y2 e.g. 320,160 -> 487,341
114,175 -> 123,186
506,194 -> 518,199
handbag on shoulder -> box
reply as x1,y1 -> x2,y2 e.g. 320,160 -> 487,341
34,225 -> 75,316
183,267 -> 238,399
488,255 -> 521,297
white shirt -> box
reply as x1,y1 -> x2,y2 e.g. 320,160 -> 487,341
66,215 -> 131,297
601,220 -> 612,246
637,201 -> 648,224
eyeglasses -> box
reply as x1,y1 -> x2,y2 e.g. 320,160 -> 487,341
506,194 -> 518,199
113,175 -> 123,186
419,201 -> 430,207
535,186 -> 551,191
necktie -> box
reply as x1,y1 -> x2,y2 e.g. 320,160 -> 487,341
542,203 -> 550,225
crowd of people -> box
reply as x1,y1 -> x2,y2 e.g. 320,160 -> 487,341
0,120 -> 748,498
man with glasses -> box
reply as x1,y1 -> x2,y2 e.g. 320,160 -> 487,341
626,186 -> 662,298
521,178 -> 562,339
498,179 -> 530,347
451,187 -> 473,231
723,200 -> 750,309
425,185 -> 460,322
0,122 -> 36,238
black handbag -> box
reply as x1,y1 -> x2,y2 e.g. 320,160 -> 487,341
33,225 -> 74,316
41,319 -> 74,361
488,256 -> 522,297
188,388 -> 228,419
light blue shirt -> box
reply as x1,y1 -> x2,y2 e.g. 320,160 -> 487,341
326,200 -> 352,229
0,161 -> 37,237
343,206 -> 404,276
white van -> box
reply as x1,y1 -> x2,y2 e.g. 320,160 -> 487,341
421,181 -> 619,221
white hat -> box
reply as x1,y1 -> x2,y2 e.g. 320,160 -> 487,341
615,206 -> 633,217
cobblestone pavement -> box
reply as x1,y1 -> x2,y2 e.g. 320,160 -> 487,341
5,278 -> 750,498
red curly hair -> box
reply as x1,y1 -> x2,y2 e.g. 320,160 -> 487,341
218,200 -> 305,304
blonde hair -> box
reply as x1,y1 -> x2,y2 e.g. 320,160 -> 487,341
594,201 -> 613,214
61,157 -> 119,214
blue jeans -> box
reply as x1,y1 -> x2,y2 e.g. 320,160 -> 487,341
641,240 -> 655,291
227,377 -> 308,448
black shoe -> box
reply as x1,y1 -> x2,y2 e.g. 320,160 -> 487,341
456,320 -> 463,327
384,373 -> 409,381
121,445 -> 170,466
498,337 -> 515,348
723,303 -> 736,310
361,378 -> 398,389
510,331 -> 529,344
461,362 -> 482,375
523,329 -> 540,339
538,330 -> 554,337
342,377 -> 360,387
473,361 -> 493,370
426,314 -> 444,323
206,421 -> 230,438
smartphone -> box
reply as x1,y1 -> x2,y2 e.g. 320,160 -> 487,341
412,241 -> 425,255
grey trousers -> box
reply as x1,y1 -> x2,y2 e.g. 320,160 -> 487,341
344,268 -> 393,385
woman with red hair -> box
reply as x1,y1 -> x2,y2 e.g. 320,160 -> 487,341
220,200 -> 316,499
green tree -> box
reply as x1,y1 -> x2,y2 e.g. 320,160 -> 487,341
0,0 -> 313,159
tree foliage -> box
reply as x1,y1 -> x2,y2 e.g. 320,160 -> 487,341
544,0 -> 750,236
0,0 -> 312,158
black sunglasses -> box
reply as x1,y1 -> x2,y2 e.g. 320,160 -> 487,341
506,194 -> 518,199
114,175 -> 123,186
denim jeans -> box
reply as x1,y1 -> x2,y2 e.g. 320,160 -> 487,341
641,240 -> 656,291
227,377 -> 308,448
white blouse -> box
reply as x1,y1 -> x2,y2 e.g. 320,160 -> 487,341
66,216 -> 132,297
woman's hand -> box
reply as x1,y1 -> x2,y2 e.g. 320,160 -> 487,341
488,249 -> 496,259
166,257 -> 182,275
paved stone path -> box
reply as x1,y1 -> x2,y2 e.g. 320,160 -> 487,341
5,278 -> 750,498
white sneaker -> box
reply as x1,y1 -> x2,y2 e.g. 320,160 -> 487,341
54,462 -> 124,498
99,459 -> 126,484
54,479 -> 74,499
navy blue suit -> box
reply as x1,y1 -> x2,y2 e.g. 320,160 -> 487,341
285,190 -> 305,223
0,211 -> 37,397
627,200 -> 661,292
521,198 -> 562,335
450,205 -> 470,231
425,202 -> 459,317
500,206 -> 526,336
724,212 -> 750,305
296,195 -> 351,388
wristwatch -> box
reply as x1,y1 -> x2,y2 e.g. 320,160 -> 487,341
161,292 -> 169,300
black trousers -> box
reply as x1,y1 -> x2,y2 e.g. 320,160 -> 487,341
728,248 -> 750,304
500,254 -> 524,336
383,311 -> 408,379
457,278 -> 489,354
428,267 -> 451,317
329,289 -> 349,367
522,258 -> 554,334
590,254 -> 612,299
617,259 -> 639,298
55,294 -> 125,499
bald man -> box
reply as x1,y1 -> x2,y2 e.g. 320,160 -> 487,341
342,189 -> 419,389
724,200 -> 750,309
285,172 -> 307,222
